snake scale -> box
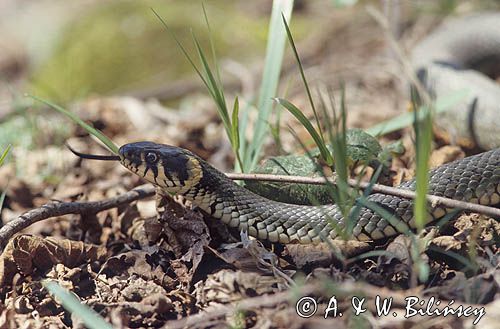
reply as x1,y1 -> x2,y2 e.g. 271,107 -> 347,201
115,142 -> 500,244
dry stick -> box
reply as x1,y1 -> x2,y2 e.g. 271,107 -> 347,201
226,172 -> 500,218
0,184 -> 156,250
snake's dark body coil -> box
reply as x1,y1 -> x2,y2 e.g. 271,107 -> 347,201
118,143 -> 499,244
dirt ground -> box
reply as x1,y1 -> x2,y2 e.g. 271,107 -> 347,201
0,1 -> 499,328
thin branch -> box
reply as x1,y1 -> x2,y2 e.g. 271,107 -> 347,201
226,172 -> 500,218
0,184 -> 155,250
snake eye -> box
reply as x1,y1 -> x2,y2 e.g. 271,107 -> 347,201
145,152 -> 158,164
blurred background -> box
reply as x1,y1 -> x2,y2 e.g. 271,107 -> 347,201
0,0 -> 499,181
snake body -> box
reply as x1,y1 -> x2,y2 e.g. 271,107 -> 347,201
118,142 -> 499,244
412,13 -> 500,149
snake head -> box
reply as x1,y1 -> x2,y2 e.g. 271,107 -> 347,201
118,142 -> 203,194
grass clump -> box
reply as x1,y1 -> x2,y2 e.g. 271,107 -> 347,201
153,1 -> 294,173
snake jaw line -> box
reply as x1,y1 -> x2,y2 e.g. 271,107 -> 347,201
118,142 -> 203,195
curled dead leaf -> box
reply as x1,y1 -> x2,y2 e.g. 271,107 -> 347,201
425,271 -> 498,304
285,240 -> 371,268
194,269 -> 284,306
0,234 -> 108,287
429,146 -> 464,168
431,236 -> 465,252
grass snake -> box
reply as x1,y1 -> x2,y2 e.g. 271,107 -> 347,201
114,142 -> 499,244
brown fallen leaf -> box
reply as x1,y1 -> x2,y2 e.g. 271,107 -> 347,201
379,234 -> 412,267
285,240 -> 371,268
373,234 -> 413,287
194,269 -> 285,306
101,249 -> 168,283
159,196 -> 210,256
5,179 -> 35,210
0,234 -> 108,287
429,145 -> 464,168
209,244 -> 272,273
425,270 -> 498,304
452,214 -> 500,246
431,235 -> 465,252
121,276 -> 169,302
158,196 -> 211,289
51,170 -> 88,200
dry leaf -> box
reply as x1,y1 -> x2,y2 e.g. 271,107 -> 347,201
0,234 -> 107,286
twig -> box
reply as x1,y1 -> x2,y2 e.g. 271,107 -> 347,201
226,172 -> 500,218
0,184 -> 155,250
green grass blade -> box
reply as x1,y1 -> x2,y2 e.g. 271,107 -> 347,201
246,0 -> 294,172
344,164 -> 383,235
0,189 -> 6,215
0,145 -> 11,215
193,35 -> 228,114
235,100 -> 253,172
281,13 -> 325,147
275,98 -> 333,165
191,33 -> 230,126
231,97 -> 240,151
318,88 -> 335,152
151,8 -> 208,89
366,89 -> 467,136
312,85 -> 352,223
28,95 -> 118,154
153,7 -> 243,170
409,95 -> 434,283
330,87 -> 348,189
287,127 -> 350,243
43,281 -> 113,329
0,145 -> 12,166
360,182 -> 430,284
202,3 -> 225,100
413,106 -> 433,232
191,32 -> 243,163
317,87 -> 354,223
357,197 -> 413,237
232,97 -> 243,168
